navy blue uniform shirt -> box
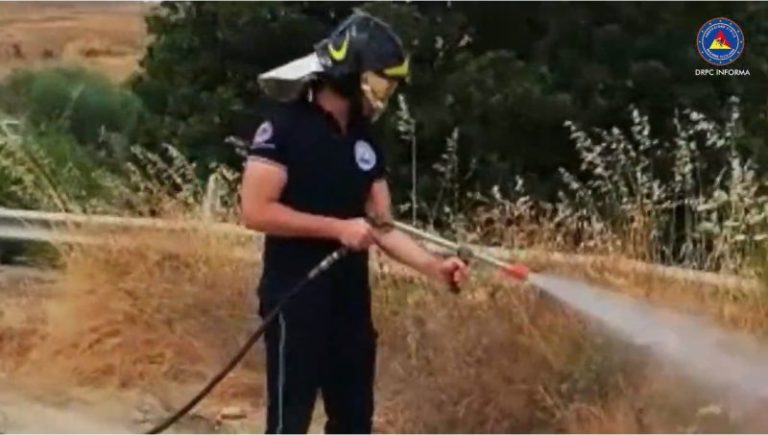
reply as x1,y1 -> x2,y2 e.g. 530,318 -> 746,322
247,99 -> 387,280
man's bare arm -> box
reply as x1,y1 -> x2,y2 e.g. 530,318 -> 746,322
366,179 -> 465,281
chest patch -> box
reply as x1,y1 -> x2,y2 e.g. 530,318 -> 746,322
354,140 -> 377,171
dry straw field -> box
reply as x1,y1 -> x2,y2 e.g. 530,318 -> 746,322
0,2 -> 146,82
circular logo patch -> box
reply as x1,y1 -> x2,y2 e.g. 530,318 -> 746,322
252,121 -> 274,145
696,17 -> 745,66
354,140 -> 377,171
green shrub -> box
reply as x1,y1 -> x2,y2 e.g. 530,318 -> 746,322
0,113 -> 126,212
0,67 -> 144,155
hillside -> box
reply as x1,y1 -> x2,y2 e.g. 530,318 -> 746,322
0,2 -> 146,82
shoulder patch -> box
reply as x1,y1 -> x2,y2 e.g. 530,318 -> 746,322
354,140 -> 377,171
251,121 -> 275,149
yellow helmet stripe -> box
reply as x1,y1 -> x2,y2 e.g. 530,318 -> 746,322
383,57 -> 410,78
328,32 -> 350,62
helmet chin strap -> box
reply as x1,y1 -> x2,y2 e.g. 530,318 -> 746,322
318,73 -> 394,123
361,83 -> 388,122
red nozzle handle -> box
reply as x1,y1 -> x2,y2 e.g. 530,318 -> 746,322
502,263 -> 529,281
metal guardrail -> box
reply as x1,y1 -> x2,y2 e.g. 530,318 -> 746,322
0,225 -> 95,244
0,207 -> 261,260
0,207 -> 759,292
0,207 -> 251,235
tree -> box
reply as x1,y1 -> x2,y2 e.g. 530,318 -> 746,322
133,2 -> 768,207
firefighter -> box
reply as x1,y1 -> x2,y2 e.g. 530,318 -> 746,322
241,11 -> 469,434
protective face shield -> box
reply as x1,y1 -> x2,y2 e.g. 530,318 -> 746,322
257,52 -> 323,103
258,11 -> 409,122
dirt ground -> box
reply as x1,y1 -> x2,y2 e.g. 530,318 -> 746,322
0,1 -> 146,82
0,265 -> 229,433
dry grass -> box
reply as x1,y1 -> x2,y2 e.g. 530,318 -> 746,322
0,144 -> 766,432
0,2 -> 146,82
2,165 -> 767,431
2,218 -> 768,432
369,259 -> 766,433
20,230 -> 254,377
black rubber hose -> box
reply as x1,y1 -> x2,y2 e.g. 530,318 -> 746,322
146,247 -> 349,434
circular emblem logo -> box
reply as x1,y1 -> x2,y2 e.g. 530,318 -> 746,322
696,17 -> 745,66
354,140 -> 377,171
252,121 -> 274,145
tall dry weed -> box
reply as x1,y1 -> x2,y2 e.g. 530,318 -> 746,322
557,99 -> 768,273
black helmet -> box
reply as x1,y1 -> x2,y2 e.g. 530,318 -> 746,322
258,11 -> 409,120
314,12 -> 409,82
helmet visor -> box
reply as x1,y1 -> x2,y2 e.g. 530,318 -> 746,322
361,71 -> 399,120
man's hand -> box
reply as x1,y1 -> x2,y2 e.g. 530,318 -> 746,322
335,218 -> 375,251
429,256 -> 469,286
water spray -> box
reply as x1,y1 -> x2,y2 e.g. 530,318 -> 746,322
393,220 -> 768,416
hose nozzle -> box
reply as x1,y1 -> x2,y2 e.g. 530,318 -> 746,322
502,263 -> 529,281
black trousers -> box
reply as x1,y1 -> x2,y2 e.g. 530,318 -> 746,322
258,263 -> 377,434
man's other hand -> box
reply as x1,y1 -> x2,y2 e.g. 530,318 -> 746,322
431,256 -> 469,286
335,218 -> 375,251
